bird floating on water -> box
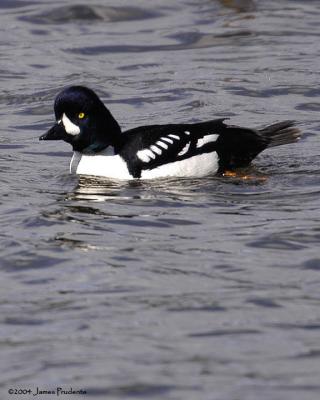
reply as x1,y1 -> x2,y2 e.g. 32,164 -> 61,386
40,86 -> 301,180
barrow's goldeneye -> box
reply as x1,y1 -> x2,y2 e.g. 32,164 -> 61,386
39,86 -> 301,180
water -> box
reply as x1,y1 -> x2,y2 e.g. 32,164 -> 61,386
1,0 -> 320,399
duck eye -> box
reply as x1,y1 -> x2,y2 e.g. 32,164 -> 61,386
78,112 -> 85,119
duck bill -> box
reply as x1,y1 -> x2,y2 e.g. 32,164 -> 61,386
39,123 -> 66,141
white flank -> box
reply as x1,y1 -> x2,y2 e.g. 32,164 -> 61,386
184,131 -> 190,135
168,134 -> 180,140
141,151 -> 219,180
150,145 -> 162,155
156,141 -> 168,149
196,134 -> 219,148
161,137 -> 174,144
62,113 -> 80,136
178,143 -> 190,156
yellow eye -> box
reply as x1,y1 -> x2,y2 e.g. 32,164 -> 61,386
78,112 -> 85,119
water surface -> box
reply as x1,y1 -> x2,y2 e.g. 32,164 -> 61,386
0,1 -> 320,399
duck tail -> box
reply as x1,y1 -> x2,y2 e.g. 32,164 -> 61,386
259,120 -> 302,148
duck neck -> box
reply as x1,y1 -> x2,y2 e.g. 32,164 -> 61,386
93,106 -> 125,154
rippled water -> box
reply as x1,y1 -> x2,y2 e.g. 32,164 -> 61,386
1,0 -> 320,399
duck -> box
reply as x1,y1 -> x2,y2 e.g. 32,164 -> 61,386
39,86 -> 301,180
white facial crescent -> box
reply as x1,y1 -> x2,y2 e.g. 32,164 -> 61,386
62,113 -> 80,136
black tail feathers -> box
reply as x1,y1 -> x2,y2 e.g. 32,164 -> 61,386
259,120 -> 301,148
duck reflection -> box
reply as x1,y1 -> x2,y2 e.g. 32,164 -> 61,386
67,175 -> 214,203
67,176 -> 144,202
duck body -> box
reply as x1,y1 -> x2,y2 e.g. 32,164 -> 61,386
75,148 -> 219,180
40,86 -> 301,180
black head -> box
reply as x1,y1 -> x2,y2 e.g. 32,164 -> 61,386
40,86 -> 122,153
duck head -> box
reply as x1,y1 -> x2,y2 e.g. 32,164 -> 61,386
40,86 -> 122,153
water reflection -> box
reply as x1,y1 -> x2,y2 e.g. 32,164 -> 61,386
20,5 -> 162,24
68,175 -> 212,203
68,30 -> 254,55
217,0 -> 256,12
69,176 -> 138,202
67,168 -> 269,203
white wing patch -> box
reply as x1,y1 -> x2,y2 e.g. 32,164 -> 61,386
178,143 -> 190,156
62,113 -> 80,136
156,141 -> 169,150
137,149 -> 156,163
150,145 -> 162,155
136,133 -> 182,163
168,134 -> 180,140
161,137 -> 174,144
196,134 -> 219,148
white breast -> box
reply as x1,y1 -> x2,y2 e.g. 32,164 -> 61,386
75,152 -> 133,180
73,150 -> 219,180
